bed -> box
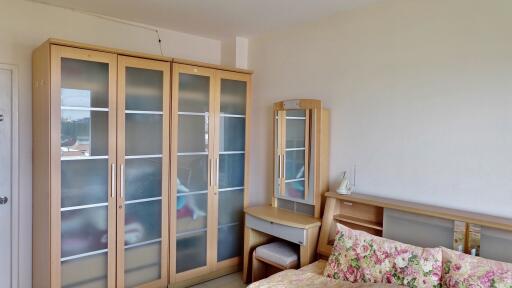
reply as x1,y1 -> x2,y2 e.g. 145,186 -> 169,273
246,191 -> 512,288
248,260 -> 400,288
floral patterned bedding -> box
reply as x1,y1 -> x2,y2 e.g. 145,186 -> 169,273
248,224 -> 512,288
441,247 -> 512,288
298,259 -> 328,275
247,269 -> 401,288
324,224 -> 443,287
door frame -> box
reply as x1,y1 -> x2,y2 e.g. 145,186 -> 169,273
0,64 -> 19,288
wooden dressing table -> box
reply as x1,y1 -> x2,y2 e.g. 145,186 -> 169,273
242,99 -> 329,283
242,205 -> 321,282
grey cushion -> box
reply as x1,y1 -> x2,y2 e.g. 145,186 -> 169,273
255,241 -> 298,268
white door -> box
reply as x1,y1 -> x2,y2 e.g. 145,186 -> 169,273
0,67 -> 13,288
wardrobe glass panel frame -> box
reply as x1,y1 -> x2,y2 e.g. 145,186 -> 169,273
52,45 -> 118,288
116,56 -> 170,288
274,104 -> 314,204
171,64 -> 215,280
170,64 -> 251,282
273,99 -> 327,217
215,72 -> 250,266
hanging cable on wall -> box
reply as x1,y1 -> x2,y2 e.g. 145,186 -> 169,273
156,29 -> 164,56
41,2 -> 167,57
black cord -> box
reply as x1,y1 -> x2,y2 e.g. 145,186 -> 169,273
156,29 -> 163,56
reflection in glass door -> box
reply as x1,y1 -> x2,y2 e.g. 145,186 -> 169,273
172,65 -> 213,275
216,75 -> 249,263
117,57 -> 169,288
284,110 -> 308,200
171,65 -> 250,281
56,46 -> 117,288
275,109 -> 309,201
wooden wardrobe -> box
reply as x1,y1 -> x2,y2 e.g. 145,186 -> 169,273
32,39 -> 251,288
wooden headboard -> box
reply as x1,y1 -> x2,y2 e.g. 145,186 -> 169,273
317,192 -> 512,258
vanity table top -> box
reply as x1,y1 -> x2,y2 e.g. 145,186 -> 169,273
245,205 -> 321,229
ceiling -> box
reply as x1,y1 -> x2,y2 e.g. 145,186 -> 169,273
31,0 -> 380,39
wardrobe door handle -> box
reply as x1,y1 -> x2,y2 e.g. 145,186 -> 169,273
111,163 -> 116,198
209,158 -> 213,188
278,154 -> 281,179
282,154 -> 286,180
216,157 -> 219,187
280,154 -> 284,179
120,164 -> 125,199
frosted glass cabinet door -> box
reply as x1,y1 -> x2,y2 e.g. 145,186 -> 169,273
217,76 -> 248,262
283,110 -> 307,200
174,68 -> 212,274
274,108 -> 311,202
118,56 -> 169,288
55,45 -> 116,288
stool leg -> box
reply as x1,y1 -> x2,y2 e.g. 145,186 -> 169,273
251,251 -> 266,282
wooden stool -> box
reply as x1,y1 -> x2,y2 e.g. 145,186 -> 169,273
251,241 -> 298,282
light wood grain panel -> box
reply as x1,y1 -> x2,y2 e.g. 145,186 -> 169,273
244,74 -> 253,208
170,265 -> 240,288
271,110 -> 279,208
312,108 -> 321,217
174,266 -> 210,283
49,38 -> 172,62
173,58 -> 253,74
169,63 -> 179,283
334,214 -> 383,230
116,55 -> 127,288
49,38 -> 251,73
300,226 -> 320,267
279,111 -> 286,196
208,64 -> 218,273
242,226 -> 274,283
273,99 -> 322,110
107,52 -> 118,288
32,40 -> 51,288
317,196 -> 338,257
327,192 -> 512,232
318,109 -> 330,215
303,110 -> 310,200
245,206 -> 321,229
338,201 -> 383,224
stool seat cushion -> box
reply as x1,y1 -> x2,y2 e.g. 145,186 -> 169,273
255,241 -> 298,268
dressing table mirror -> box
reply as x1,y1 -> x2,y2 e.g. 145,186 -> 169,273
273,99 -> 330,217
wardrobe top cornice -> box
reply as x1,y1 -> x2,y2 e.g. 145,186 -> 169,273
45,38 -> 253,74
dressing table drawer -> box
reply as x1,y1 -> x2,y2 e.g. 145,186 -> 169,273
245,214 -> 307,245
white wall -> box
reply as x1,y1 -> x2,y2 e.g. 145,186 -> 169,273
0,1 -> 221,287
248,0 -> 512,218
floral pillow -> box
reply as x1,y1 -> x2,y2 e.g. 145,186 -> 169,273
442,247 -> 512,288
323,223 -> 442,287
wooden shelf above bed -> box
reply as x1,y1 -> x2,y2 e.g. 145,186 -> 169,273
333,214 -> 383,231
326,192 -> 512,232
